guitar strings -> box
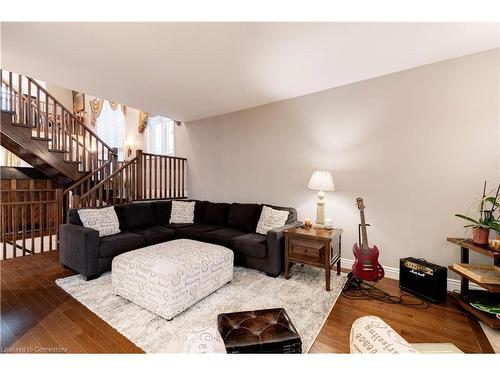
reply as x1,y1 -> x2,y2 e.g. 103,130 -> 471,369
341,280 -> 430,309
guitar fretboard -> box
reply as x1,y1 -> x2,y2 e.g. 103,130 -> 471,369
358,204 -> 371,266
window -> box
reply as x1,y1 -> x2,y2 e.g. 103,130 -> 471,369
146,116 -> 174,155
95,100 -> 125,161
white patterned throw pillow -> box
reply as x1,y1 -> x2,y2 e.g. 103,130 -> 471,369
256,206 -> 289,235
170,200 -> 195,224
78,206 -> 120,237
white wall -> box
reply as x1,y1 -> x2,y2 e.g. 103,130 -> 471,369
176,49 -> 500,271
46,83 -> 73,110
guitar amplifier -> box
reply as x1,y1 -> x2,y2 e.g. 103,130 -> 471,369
399,257 -> 447,303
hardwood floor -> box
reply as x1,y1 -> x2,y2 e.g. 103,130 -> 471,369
309,273 -> 495,353
0,251 -> 494,353
1,251 -> 142,353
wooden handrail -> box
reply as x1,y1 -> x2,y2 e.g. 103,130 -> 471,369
26,77 -> 115,155
0,200 -> 58,206
63,160 -> 113,195
0,189 -> 56,192
80,156 -> 138,200
141,152 -> 187,161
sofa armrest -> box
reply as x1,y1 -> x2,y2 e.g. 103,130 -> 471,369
59,223 -> 100,278
266,221 -> 302,276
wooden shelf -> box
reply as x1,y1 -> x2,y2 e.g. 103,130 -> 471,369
448,265 -> 500,293
448,292 -> 500,329
447,238 -> 500,260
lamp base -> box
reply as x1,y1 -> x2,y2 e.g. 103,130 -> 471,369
316,200 -> 325,226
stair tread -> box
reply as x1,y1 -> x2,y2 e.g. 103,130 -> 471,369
11,123 -> 34,129
48,149 -> 69,153
31,136 -> 50,141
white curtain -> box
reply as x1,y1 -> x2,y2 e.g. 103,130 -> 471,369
96,100 -> 125,160
145,116 -> 174,155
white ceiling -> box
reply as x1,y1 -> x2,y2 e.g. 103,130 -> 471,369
1,22 -> 498,122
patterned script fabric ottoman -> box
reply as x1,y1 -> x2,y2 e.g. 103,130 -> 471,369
112,239 -> 234,320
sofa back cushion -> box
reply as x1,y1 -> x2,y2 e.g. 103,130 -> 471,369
203,202 -> 230,226
152,201 -> 172,225
227,203 -> 260,232
68,209 -> 84,226
116,203 -> 154,230
193,200 -> 208,223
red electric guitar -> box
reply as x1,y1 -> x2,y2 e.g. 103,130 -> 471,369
351,198 -> 384,282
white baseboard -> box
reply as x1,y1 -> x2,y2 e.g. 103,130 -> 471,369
340,258 -> 465,292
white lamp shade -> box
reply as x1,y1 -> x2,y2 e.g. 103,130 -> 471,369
308,171 -> 335,192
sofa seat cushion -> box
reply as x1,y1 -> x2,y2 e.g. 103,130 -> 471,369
164,223 -> 197,231
200,228 -> 247,247
175,224 -> 224,239
133,225 -> 175,245
99,232 -> 146,258
230,233 -> 267,259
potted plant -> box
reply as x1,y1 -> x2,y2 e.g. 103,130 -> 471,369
455,182 -> 500,245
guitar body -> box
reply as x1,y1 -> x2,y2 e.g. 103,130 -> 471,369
351,197 -> 385,282
351,243 -> 384,282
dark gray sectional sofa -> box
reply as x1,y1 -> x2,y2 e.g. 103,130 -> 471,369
59,200 -> 300,280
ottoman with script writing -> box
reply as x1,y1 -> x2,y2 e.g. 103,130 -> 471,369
112,239 -> 233,320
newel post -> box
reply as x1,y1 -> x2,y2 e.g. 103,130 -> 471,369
111,147 -> 118,173
136,149 -> 143,199
72,195 -> 81,210
55,188 -> 63,250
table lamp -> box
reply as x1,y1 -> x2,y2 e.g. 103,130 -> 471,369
307,171 -> 335,226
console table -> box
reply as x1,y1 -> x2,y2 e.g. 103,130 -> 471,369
284,227 -> 342,291
447,237 -> 500,329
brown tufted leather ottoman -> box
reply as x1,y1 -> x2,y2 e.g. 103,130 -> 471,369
217,308 -> 302,353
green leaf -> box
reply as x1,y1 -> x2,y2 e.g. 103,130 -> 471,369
463,224 -> 490,229
455,214 -> 480,225
484,197 -> 500,207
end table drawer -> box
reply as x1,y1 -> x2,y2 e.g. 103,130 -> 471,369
289,239 -> 324,261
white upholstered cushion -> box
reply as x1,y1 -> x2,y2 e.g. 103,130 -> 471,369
78,206 -> 120,237
256,206 -> 289,235
170,200 -> 195,223
350,316 -> 417,354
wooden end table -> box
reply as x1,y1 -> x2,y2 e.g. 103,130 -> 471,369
284,227 -> 342,291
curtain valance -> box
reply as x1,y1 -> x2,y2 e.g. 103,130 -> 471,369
89,98 -> 126,126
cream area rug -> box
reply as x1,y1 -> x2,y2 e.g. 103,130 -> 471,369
56,265 -> 346,353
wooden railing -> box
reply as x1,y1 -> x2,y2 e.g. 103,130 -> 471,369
62,160 -> 114,217
0,189 -> 62,260
72,150 -> 187,209
140,151 -> 187,200
1,70 -> 117,172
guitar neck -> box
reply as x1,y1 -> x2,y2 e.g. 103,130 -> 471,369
359,209 -> 369,248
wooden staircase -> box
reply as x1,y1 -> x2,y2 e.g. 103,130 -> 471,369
1,70 -> 188,240
0,70 -> 117,186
